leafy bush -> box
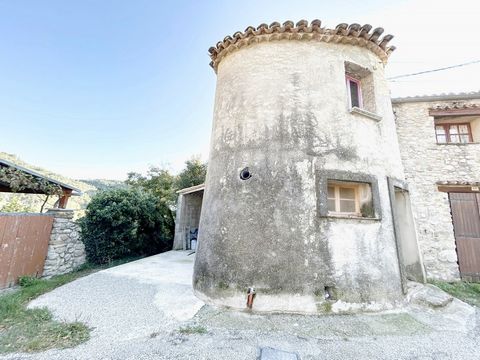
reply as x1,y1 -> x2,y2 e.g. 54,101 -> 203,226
18,276 -> 42,287
79,188 -> 174,264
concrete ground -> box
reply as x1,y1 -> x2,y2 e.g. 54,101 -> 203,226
1,251 -> 479,360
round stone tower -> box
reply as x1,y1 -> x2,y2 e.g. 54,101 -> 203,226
194,20 -> 408,313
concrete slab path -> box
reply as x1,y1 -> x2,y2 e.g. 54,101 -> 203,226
29,251 -> 204,341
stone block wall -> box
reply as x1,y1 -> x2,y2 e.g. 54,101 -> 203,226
393,98 -> 480,281
42,209 -> 86,277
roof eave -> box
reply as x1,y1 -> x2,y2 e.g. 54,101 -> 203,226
392,91 -> 480,104
0,159 -> 82,195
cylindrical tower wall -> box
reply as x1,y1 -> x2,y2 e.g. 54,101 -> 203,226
194,28 -> 405,312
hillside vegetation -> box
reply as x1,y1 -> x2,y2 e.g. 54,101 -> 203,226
0,152 -> 124,217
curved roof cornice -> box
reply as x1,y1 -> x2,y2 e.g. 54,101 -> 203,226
208,20 -> 395,72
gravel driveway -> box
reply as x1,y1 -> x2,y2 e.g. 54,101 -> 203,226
1,251 -> 479,360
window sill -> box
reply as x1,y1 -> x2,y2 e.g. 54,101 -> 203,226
435,142 -> 479,146
322,213 -> 380,221
350,107 -> 382,122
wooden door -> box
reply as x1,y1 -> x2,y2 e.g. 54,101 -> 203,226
449,193 -> 480,282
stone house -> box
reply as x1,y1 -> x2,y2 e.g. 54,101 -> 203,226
393,93 -> 480,282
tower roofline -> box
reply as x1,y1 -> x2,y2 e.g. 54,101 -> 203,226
208,20 -> 395,72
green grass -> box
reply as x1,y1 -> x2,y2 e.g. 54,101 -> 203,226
0,256 -> 142,354
430,280 -> 480,307
178,325 -> 207,335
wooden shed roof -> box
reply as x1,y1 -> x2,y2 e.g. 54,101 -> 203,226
0,159 -> 82,196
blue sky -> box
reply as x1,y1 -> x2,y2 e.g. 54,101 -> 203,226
1,0 -> 479,179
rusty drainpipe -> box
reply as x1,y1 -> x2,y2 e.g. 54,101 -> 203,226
246,287 -> 256,309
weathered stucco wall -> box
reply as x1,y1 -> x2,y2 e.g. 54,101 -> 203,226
194,39 -> 408,312
393,98 -> 480,281
42,209 -> 85,277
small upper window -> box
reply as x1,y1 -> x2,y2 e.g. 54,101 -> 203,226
346,75 -> 362,109
435,123 -> 472,144
327,180 -> 374,218
344,62 -> 376,115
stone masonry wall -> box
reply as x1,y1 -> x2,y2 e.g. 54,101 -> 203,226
393,98 -> 480,281
42,209 -> 86,277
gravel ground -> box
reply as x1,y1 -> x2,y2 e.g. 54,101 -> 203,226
1,251 -> 479,360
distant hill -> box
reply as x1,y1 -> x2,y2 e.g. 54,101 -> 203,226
79,179 -> 127,192
0,152 -> 126,217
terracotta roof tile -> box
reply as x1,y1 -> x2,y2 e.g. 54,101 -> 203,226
392,91 -> 480,104
431,103 -> 480,111
437,181 -> 480,187
208,19 -> 395,72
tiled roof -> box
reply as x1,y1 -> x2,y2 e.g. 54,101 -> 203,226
430,103 -> 480,111
437,181 -> 480,187
208,20 -> 395,72
392,91 -> 480,104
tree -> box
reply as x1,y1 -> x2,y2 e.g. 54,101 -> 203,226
126,167 -> 176,207
176,157 -> 207,190
124,157 -> 207,208
0,197 -> 34,213
79,188 -> 174,264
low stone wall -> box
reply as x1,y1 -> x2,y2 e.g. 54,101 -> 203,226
42,209 -> 86,277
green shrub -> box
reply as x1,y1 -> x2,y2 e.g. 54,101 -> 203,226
18,276 -> 41,287
79,188 -> 174,264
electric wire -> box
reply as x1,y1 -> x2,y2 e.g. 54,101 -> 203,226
387,59 -> 480,81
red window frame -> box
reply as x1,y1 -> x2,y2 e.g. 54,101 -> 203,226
435,123 -> 473,144
346,75 -> 363,109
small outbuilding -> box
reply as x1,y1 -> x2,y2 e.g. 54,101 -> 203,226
173,183 -> 204,251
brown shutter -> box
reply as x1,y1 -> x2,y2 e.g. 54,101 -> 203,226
450,193 -> 480,281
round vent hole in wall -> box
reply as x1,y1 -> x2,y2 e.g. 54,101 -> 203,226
240,167 -> 252,180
